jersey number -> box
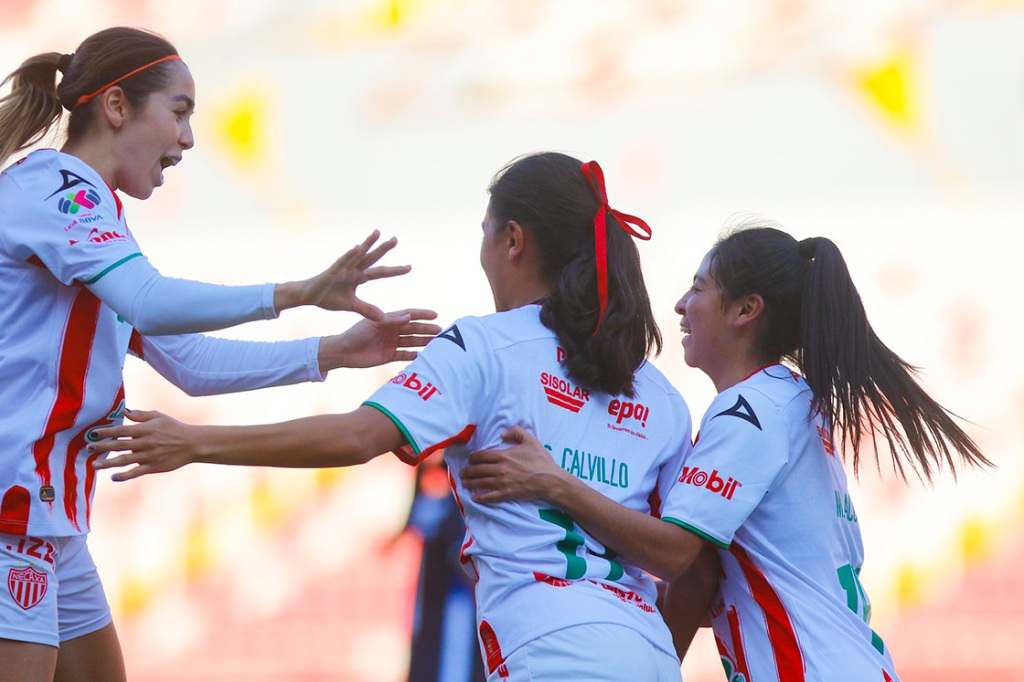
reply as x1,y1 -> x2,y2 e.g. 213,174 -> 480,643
539,508 -> 623,581
836,563 -> 885,655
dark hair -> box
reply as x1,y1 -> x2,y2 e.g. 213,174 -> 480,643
0,27 -> 178,166
709,223 -> 989,480
487,152 -> 661,397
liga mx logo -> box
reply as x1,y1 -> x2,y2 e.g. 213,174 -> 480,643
8,566 -> 47,610
57,188 -> 101,215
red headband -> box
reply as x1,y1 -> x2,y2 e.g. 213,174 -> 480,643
72,54 -> 181,110
580,160 -> 652,335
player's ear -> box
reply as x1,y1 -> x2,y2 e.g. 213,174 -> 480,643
731,293 -> 764,329
505,220 -> 526,261
99,87 -> 131,128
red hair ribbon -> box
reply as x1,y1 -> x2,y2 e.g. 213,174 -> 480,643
580,160 -> 652,335
73,54 -> 182,110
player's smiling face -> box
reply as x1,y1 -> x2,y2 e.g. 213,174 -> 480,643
675,249 -> 730,376
112,60 -> 195,200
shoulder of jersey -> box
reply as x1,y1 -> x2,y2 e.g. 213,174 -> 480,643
708,367 -> 805,432
6,150 -> 102,200
438,306 -> 552,353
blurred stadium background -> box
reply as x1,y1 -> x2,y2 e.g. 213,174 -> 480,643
2,0 -> 1022,679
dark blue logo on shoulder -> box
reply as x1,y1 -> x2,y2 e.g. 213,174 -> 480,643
46,169 -> 96,199
713,394 -> 761,430
437,324 -> 466,351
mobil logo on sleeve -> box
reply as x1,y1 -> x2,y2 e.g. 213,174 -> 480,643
391,372 -> 441,401
678,466 -> 743,500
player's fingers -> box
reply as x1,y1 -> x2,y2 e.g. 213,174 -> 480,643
470,489 -> 508,505
93,453 -> 139,470
465,449 -> 503,466
110,464 -> 154,482
501,426 -> 529,444
391,350 -> 419,362
399,308 -> 438,322
330,232 -> 379,270
363,264 -> 412,281
348,298 -> 386,322
359,235 -> 398,268
460,471 -> 500,489
397,333 -> 436,348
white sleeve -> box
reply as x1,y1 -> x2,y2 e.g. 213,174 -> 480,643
86,254 -> 278,335
661,388 -> 789,548
137,333 -> 324,396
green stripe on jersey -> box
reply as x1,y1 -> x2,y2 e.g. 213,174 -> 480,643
362,401 -> 421,454
84,252 -> 143,284
662,517 -> 729,549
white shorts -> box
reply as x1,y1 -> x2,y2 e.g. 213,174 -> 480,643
0,532 -> 112,647
487,623 -> 682,682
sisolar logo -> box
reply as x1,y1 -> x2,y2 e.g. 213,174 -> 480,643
57,189 -> 101,215
540,372 -> 590,413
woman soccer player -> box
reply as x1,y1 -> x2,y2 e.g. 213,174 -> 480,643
0,26 -> 437,682
90,152 -> 712,681
458,224 -> 990,682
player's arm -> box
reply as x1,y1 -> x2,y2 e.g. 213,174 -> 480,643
88,230 -> 410,335
138,309 -> 439,396
460,426 -> 706,581
89,405 -> 406,481
661,546 -> 720,660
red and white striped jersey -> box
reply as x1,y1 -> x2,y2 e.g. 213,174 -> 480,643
0,150 -> 304,537
661,365 -> 900,682
364,305 -> 692,672
0,150 -> 147,537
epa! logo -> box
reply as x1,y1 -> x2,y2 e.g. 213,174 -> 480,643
57,188 -> 101,215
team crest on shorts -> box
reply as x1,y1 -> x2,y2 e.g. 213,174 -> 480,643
8,566 -> 47,610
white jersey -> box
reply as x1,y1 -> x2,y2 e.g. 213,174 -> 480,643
364,306 -> 692,673
661,365 -> 900,682
0,150 -> 313,538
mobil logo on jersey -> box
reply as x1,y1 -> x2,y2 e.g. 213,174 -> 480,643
391,372 -> 441,401
8,566 -> 47,610
678,465 -> 743,500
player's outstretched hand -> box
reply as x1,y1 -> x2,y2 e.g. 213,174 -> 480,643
460,426 -> 567,504
89,410 -> 198,482
276,230 -> 412,320
320,308 -> 441,371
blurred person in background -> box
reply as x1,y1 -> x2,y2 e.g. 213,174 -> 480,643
0,26 -> 437,682
459,223 -> 991,682
400,451 -> 485,682
91,151 -> 722,682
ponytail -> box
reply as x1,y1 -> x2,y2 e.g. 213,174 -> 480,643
712,225 -> 990,481
798,237 -> 989,480
0,52 -> 64,167
488,153 -> 661,397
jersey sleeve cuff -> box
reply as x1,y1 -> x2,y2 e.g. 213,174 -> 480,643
662,517 -> 730,549
306,337 -> 326,382
362,401 -> 421,465
261,282 -> 279,320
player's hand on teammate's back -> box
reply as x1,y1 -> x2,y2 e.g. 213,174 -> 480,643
275,230 -> 412,320
89,410 -> 197,481
319,308 -> 441,371
460,426 -> 568,504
